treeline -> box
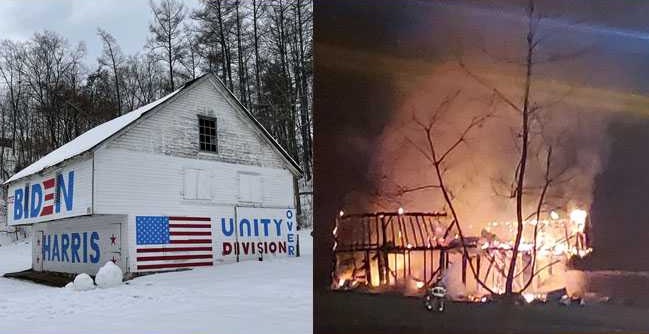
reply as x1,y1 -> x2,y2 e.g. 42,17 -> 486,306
0,0 -> 312,181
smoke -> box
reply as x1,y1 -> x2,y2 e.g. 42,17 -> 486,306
443,260 -> 470,300
364,60 -> 612,236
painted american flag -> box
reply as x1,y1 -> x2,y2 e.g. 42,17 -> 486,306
41,177 -> 56,216
136,216 -> 213,271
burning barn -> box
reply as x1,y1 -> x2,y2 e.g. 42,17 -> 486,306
331,207 -> 591,300
4,73 -> 301,276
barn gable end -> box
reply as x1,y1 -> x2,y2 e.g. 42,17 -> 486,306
103,75 -> 298,173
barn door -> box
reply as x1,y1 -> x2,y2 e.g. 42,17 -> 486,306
33,230 -> 44,271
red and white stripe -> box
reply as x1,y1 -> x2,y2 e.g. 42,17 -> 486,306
136,216 -> 213,271
40,178 -> 56,216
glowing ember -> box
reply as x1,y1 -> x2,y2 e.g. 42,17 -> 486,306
570,209 -> 587,222
570,209 -> 587,233
398,207 -> 404,215
339,210 -> 345,217
522,293 -> 535,303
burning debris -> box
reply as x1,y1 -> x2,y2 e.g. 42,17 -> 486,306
331,207 -> 592,302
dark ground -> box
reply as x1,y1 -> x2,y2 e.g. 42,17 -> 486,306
4,269 -> 74,287
316,290 -> 649,334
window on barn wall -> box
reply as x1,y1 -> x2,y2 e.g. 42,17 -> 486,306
198,116 -> 217,152
238,173 -> 262,203
183,169 -> 212,200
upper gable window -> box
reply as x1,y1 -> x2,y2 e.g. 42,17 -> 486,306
198,116 -> 217,153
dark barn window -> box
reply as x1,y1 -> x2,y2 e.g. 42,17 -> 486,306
198,116 -> 217,152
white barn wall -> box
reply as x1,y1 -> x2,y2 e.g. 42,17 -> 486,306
93,148 -> 293,213
93,148 -> 295,272
91,77 -> 298,273
104,76 -> 291,171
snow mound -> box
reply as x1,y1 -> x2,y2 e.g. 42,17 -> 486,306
73,273 -> 95,291
64,282 -> 74,289
95,261 -> 123,288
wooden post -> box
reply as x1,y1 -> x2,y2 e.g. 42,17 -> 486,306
379,217 -> 388,286
462,254 -> 467,284
365,250 -> 371,287
296,233 -> 301,257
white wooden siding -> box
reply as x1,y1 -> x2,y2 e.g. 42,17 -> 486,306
93,148 -> 294,215
104,76 -> 290,170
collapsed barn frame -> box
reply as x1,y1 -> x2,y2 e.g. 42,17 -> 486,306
332,210 -> 589,295
331,211 -> 480,289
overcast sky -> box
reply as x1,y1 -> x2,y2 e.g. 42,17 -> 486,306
0,0 -> 201,66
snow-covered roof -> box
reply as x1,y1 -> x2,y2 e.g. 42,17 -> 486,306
5,87 -> 182,184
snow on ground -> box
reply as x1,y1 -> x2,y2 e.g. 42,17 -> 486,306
0,230 -> 312,334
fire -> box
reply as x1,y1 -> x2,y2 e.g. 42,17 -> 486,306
522,292 -> 535,303
331,207 -> 593,301
550,211 -> 560,220
570,209 -> 587,233
569,209 -> 587,223
480,208 -> 591,259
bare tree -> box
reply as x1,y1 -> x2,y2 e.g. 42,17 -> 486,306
179,26 -> 201,80
459,0 -> 586,298
97,28 -> 124,115
148,0 -> 187,92
251,0 -> 266,109
294,0 -> 313,180
193,0 -> 235,89
402,90 -> 497,294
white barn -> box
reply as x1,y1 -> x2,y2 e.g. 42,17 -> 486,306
4,73 -> 302,275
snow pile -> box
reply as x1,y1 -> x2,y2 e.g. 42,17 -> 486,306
72,273 -> 95,291
95,261 -> 123,288
64,282 -> 74,289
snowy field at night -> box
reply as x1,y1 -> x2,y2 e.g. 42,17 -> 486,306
0,230 -> 312,334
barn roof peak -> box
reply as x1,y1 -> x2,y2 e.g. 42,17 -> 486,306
5,73 -> 301,184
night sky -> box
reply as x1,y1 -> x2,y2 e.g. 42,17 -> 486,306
314,0 -> 649,290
